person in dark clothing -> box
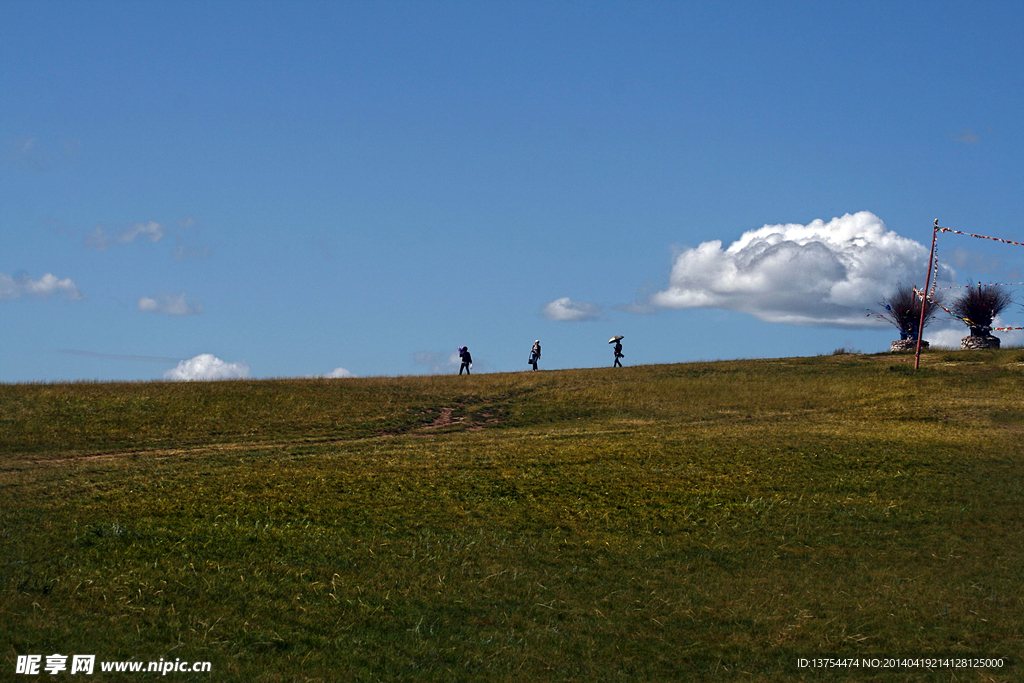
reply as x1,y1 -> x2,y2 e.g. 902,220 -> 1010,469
459,346 -> 472,375
529,340 -> 541,371
613,339 -> 623,367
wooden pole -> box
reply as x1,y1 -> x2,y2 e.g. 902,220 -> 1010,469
914,220 -> 940,370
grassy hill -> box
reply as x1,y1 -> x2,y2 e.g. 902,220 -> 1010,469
2,350 -> 1023,681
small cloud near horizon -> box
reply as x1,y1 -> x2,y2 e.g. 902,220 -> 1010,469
927,317 -> 1024,349
309,367 -> 356,378
543,297 -> 603,322
413,350 -> 461,374
164,354 -> 249,381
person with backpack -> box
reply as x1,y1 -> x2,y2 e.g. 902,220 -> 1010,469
458,346 -> 472,375
529,340 -> 541,371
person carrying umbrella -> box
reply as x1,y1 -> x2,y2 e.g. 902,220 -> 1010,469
609,335 -> 624,367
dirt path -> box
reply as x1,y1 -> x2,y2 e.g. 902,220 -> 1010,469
3,404 -> 503,469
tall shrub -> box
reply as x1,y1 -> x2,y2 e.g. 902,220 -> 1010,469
949,284 -> 1012,337
879,283 -> 941,340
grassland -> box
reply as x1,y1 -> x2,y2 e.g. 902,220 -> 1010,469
2,350 -> 1023,681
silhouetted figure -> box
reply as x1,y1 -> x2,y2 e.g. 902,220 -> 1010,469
529,340 -> 541,371
459,346 -> 472,375
609,335 -> 625,367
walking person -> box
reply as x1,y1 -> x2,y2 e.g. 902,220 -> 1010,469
458,346 -> 472,375
529,340 -> 541,371
609,335 -> 624,367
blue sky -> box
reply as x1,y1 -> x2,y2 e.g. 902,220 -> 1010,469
2,0 -> 1022,381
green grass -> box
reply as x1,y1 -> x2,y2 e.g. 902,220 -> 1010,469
2,351 -> 1023,681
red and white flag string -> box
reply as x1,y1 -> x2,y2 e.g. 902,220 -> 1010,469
913,286 -> 1024,332
933,281 -> 1024,290
938,227 -> 1024,247
919,225 -> 1024,329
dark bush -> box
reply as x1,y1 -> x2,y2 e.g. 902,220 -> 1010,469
879,283 -> 942,340
949,284 -> 1013,337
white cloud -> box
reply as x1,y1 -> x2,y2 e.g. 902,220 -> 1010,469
173,216 -> 211,260
302,367 -> 357,379
413,351 -> 461,374
995,328 -> 1024,347
927,325 -> 966,349
650,211 -> 953,327
5,136 -> 81,169
543,297 -> 603,322
123,221 -> 164,242
0,272 -> 83,301
5,136 -> 47,169
952,129 -> 980,144
616,301 -> 657,315
86,221 -> 165,250
137,292 -> 203,316
163,354 -> 250,381
1,275 -> 20,300
946,246 -> 1005,275
174,244 -> 210,260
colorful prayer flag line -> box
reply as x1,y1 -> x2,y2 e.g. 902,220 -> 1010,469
938,227 -> 1024,247
934,281 -> 1024,290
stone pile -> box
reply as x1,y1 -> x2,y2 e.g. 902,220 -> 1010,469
961,335 -> 1000,350
890,339 -> 929,352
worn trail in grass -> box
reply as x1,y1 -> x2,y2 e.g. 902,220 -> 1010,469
2,351 -> 1023,681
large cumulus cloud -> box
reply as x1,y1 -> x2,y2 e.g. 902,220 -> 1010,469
650,212 -> 949,327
